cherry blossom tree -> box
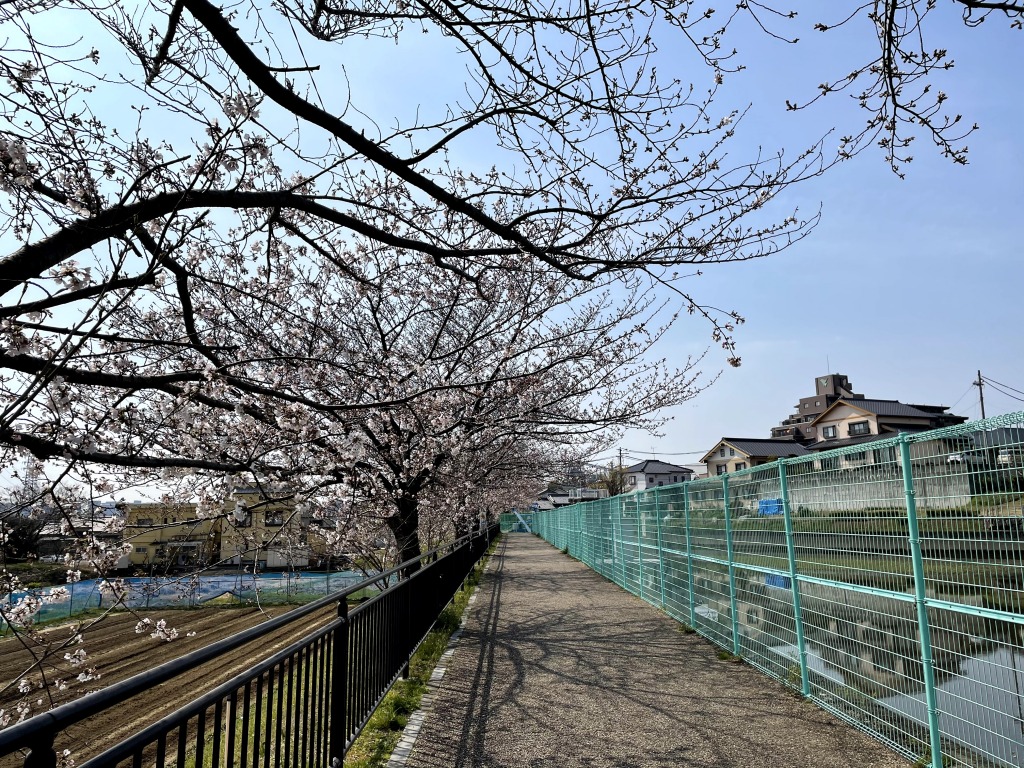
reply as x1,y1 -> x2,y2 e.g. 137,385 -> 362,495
0,0 -> 1015,738
749,0 -> 1021,175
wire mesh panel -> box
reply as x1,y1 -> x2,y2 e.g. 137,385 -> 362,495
686,478 -> 734,649
637,490 -> 663,608
617,494 -> 643,598
657,484 -> 693,624
727,464 -> 801,683
531,411 -> 1024,768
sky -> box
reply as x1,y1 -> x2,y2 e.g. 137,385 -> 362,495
606,5 -> 1024,468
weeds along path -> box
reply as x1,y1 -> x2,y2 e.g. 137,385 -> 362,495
0,603 -> 338,766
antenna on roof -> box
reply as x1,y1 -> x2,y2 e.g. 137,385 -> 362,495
826,354 -> 831,374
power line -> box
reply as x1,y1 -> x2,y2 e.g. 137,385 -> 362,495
982,375 -> 1024,398
983,379 -> 1024,404
949,382 -> 976,411
620,447 -> 708,456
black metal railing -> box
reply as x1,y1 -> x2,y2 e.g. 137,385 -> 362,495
0,524 -> 499,768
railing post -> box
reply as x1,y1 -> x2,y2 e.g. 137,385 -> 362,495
329,599 -> 349,766
779,459 -> 810,697
24,734 -> 57,768
900,434 -> 943,768
723,474 -> 741,657
655,488 -> 667,610
683,482 -> 696,628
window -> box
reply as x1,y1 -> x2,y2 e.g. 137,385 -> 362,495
848,421 -> 870,436
135,546 -> 148,553
673,475 -> 678,483
716,465 -> 727,475
847,451 -> 866,462
820,456 -> 839,471
803,403 -> 809,409
647,476 -> 654,484
137,518 -> 153,526
822,426 -> 837,439
719,448 -> 726,457
265,511 -> 284,526
729,447 -> 736,457
628,475 -> 636,485
735,462 -> 747,471
815,401 -> 821,406
657,481 -> 663,487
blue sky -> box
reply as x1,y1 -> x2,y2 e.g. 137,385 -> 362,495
608,5 -> 1024,466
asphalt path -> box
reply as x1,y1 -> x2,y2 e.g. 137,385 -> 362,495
402,534 -> 908,768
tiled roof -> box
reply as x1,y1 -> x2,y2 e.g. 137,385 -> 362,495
817,399 -> 937,421
724,439 -> 810,458
625,459 -> 694,474
702,438 -> 809,462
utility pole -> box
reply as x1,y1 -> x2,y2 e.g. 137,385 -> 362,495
618,447 -> 623,471
974,370 -> 986,420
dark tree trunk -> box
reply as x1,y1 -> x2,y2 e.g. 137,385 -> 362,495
386,495 -> 421,576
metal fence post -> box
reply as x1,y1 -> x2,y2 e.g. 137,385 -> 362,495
683,482 -> 696,628
900,434 -> 943,768
723,475 -> 741,657
637,493 -> 646,602
329,599 -> 349,766
655,488 -> 667,609
574,505 -> 581,559
779,460 -> 810,697
615,495 -> 627,588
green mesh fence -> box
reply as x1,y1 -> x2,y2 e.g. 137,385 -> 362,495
534,412 -> 1024,768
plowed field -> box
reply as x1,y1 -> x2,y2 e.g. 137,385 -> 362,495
0,603 -> 337,766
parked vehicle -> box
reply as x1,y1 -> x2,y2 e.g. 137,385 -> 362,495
947,452 -> 988,465
996,448 -> 1024,466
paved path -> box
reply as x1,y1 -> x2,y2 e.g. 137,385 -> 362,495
403,534 -> 908,768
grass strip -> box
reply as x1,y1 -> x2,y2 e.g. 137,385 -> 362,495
343,535 -> 500,768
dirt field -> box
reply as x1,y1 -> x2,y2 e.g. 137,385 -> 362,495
0,602 -> 338,766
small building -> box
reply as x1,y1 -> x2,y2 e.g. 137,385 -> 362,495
624,460 -> 695,491
124,488 -> 310,571
701,439 -> 810,477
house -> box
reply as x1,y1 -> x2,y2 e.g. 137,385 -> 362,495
624,460 -> 694,490
809,398 -> 967,453
124,502 -> 222,570
701,439 -> 810,477
218,487 -> 309,570
36,510 -> 125,562
124,488 -> 310,571
771,373 -> 863,443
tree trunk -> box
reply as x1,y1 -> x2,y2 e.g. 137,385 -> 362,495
386,496 -> 421,577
